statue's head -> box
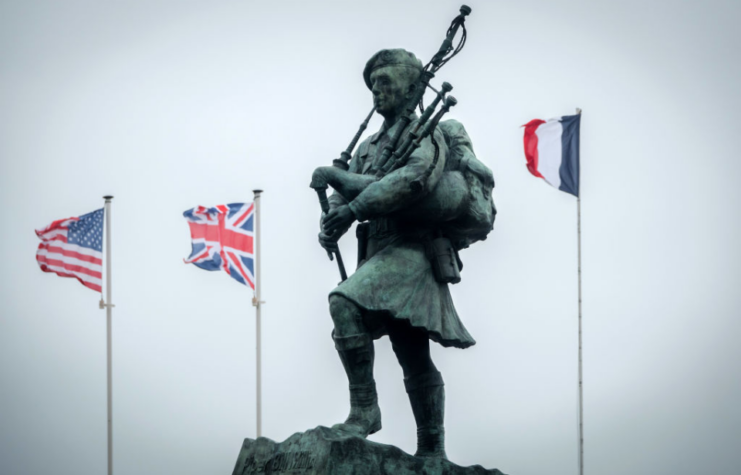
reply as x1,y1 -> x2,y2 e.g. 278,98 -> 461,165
363,49 -> 423,119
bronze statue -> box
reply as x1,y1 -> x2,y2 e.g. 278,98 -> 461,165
232,6 -> 508,474
309,6 -> 496,459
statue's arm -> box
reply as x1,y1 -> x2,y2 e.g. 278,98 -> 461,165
327,192 -> 348,210
327,148 -> 364,210
319,148 -> 365,249
348,128 -> 447,221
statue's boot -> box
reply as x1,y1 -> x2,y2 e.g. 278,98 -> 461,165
405,370 -> 447,459
332,333 -> 382,437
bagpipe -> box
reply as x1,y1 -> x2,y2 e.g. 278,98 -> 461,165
311,5 -> 495,282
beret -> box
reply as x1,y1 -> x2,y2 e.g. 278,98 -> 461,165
363,49 -> 423,90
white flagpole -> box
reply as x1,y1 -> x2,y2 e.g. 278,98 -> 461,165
103,195 -> 115,475
575,108 -> 584,475
252,190 -> 263,437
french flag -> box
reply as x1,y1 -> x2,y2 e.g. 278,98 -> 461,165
523,113 -> 581,197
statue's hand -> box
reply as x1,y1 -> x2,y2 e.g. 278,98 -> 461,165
318,230 -> 339,253
318,211 -> 341,254
322,204 -> 356,236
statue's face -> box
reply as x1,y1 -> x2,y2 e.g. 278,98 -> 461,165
370,66 -> 416,117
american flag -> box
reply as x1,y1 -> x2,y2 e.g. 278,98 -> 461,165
36,208 -> 104,292
183,203 -> 255,289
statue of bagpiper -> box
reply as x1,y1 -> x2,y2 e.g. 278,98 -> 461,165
310,5 -> 496,460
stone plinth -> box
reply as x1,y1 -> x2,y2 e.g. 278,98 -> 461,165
232,426 -> 506,475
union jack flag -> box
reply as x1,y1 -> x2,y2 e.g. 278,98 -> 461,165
183,203 -> 255,289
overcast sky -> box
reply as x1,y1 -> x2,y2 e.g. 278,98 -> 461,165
1,1 -> 740,474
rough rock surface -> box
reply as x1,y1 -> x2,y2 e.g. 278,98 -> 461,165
232,426 -> 507,475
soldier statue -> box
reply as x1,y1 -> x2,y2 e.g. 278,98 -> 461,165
316,47 -> 495,460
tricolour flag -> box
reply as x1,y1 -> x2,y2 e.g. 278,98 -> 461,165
36,208 -> 104,292
183,203 -> 255,289
523,113 -> 581,197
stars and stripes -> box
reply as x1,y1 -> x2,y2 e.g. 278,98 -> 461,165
36,208 -> 104,292
183,202 -> 255,289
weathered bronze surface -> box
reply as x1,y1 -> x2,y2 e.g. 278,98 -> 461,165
307,5 -> 496,464
232,427 -> 506,475
234,5 -> 501,473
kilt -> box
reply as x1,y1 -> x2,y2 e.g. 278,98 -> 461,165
329,220 -> 475,349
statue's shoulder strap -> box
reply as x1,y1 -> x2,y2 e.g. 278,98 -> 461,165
348,135 -> 374,174
438,119 -> 494,188
357,135 -> 373,158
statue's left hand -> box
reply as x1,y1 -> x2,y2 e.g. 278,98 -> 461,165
322,204 -> 356,235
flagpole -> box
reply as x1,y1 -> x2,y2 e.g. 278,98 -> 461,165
575,108 -> 584,475
103,195 -> 114,475
252,190 -> 263,438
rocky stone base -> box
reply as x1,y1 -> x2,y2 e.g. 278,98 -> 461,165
232,426 -> 506,475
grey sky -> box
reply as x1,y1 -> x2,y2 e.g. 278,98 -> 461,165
1,1 -> 740,474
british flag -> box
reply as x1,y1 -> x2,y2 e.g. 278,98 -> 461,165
183,203 -> 255,289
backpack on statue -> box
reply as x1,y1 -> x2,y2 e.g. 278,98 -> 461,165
393,119 -> 496,251
436,119 -> 496,250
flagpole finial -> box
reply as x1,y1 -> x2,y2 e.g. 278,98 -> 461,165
103,195 -> 114,201
576,108 -> 582,115
253,189 -> 263,195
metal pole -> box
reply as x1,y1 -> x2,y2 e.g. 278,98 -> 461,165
252,190 -> 263,438
103,195 -> 114,475
575,107 -> 583,475
577,196 -> 583,475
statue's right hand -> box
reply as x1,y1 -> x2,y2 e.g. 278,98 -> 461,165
319,211 -> 344,254
318,230 -> 339,253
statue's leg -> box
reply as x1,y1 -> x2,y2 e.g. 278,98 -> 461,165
388,322 -> 447,459
329,294 -> 381,437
